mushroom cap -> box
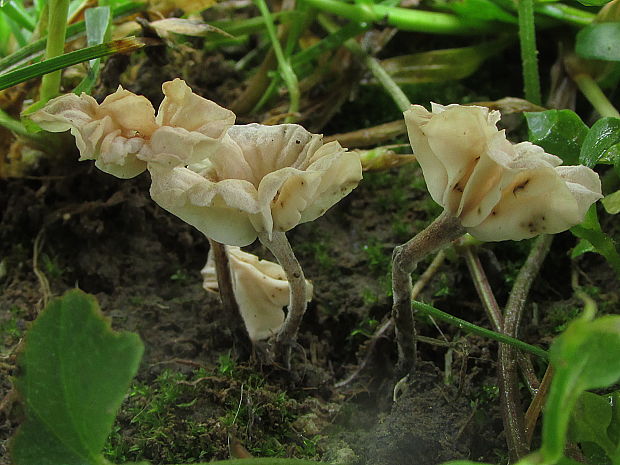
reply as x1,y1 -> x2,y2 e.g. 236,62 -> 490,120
148,123 -> 363,246
31,79 -> 235,178
32,88 -> 156,178
201,246 -> 313,341
404,103 -> 602,241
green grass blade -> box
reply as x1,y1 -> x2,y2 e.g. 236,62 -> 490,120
0,1 -> 36,31
0,2 -> 146,74
73,6 -> 111,94
413,300 -> 550,360
301,0 -> 497,34
0,37 -> 144,91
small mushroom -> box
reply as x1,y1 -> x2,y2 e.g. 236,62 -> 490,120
391,102 -> 602,375
148,122 -> 363,246
404,103 -> 602,241
202,246 -> 313,341
31,87 -> 157,178
31,78 -> 235,177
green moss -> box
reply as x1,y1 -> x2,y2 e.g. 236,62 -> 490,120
0,305 -> 26,353
104,364 -> 326,463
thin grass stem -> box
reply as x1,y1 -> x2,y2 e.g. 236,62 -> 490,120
318,14 -> 411,113
302,0 -> 495,34
572,73 -> 620,118
412,300 -> 549,361
254,0 -> 299,121
1,2 -> 36,31
517,0 -> 542,105
0,38 -> 144,92
39,0 -> 70,103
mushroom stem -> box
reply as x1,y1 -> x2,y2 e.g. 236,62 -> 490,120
208,238 -> 251,358
258,231 -> 307,364
392,210 -> 465,375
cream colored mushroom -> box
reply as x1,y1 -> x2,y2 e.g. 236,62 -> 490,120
148,123 -> 363,246
202,246 -> 313,341
148,122 -> 361,354
404,103 -> 602,241
31,78 -> 235,177
391,102 -> 602,375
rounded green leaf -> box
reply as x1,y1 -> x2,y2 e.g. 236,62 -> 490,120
525,110 -> 589,165
576,23 -> 620,62
542,316 -> 620,463
580,117 -> 620,168
10,289 -> 144,465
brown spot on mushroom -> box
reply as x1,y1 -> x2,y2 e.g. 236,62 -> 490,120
512,179 -> 530,196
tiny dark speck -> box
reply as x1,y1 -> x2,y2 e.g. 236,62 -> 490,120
295,140 -> 301,144
293,272 -> 301,278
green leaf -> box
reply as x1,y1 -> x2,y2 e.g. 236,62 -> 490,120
570,205 -> 620,276
576,22 -> 620,62
602,190 -> 620,214
608,391 -> 620,444
439,0 -> 517,23
73,6 -> 111,95
541,315 -> 620,464
0,37 -> 144,92
0,2 -> 146,74
569,391 -> 615,457
525,110 -> 589,164
573,0 -> 613,6
580,117 -> 620,168
10,289 -> 144,465
571,238 -> 595,258
380,40 -> 510,85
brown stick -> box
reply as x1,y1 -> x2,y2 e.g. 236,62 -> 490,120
461,243 -> 541,393
499,234 -> 553,461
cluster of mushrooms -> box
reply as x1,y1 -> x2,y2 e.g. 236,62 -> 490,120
32,79 -> 602,371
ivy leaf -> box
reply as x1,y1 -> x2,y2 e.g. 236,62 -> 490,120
525,110 -> 589,165
580,117 -> 620,168
10,289 -> 144,465
576,22 -> 620,62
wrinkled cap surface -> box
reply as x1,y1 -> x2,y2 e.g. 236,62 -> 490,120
31,79 -> 235,178
201,246 -> 313,341
404,103 -> 602,241
149,123 -> 363,246
32,88 -> 157,178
